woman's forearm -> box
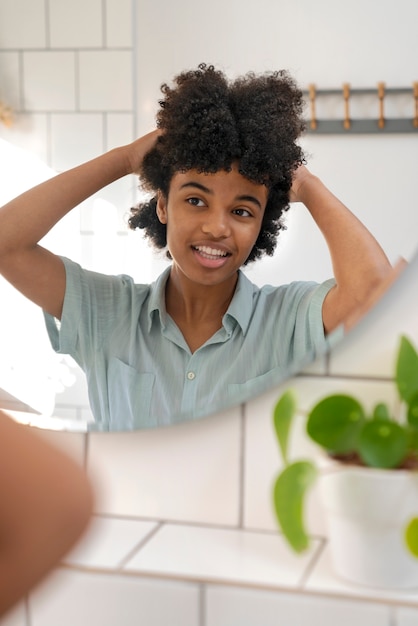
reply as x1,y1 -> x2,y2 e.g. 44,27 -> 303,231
298,173 -> 391,294
291,166 -> 392,331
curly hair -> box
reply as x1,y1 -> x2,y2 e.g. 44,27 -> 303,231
128,63 -> 306,264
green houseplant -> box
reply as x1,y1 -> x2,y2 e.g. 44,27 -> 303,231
272,335 -> 418,588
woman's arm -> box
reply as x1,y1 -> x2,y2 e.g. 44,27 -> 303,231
290,165 -> 392,333
0,410 -> 93,616
0,130 -> 159,319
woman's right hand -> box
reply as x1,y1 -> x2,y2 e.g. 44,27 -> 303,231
125,129 -> 162,176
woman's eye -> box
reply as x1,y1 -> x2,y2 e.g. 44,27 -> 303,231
187,197 -> 205,207
233,208 -> 252,217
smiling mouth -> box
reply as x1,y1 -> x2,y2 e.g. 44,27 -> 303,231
192,245 -> 231,260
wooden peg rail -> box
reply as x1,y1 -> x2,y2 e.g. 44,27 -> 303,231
303,84 -> 418,134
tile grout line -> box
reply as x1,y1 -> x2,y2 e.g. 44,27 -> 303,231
24,594 -> 31,626
199,584 -> 207,626
389,604 -> 398,626
102,0 -> 107,48
46,111 -> 52,167
116,521 -> 164,570
92,511 -> 295,537
74,49 -> 80,112
83,431 -> 90,471
131,0 -> 138,140
238,402 -> 246,529
44,0 -> 51,49
297,537 -> 327,589
18,50 -> 24,111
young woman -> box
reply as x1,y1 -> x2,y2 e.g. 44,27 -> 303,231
0,64 -> 391,429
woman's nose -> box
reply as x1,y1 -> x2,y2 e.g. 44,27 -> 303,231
201,208 -> 231,238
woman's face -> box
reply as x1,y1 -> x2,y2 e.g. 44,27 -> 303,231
156,164 -> 268,290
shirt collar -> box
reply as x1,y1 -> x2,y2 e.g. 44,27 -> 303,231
147,266 -> 171,332
147,267 -> 257,335
223,270 -> 257,336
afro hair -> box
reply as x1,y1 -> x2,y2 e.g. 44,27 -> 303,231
129,63 -> 306,264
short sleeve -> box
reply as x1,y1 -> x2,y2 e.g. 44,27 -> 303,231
43,257 -> 140,368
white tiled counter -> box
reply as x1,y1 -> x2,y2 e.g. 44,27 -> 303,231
13,515 -> 418,626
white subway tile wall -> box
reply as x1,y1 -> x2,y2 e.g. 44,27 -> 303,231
50,113 -> 104,170
48,0 -> 104,49
396,607 -> 418,626
0,52 -> 21,108
29,569 -> 200,626
105,0 -> 133,48
22,51 -> 77,111
0,113 -> 49,163
0,0 -> 46,49
88,406 -> 242,525
106,112 -> 134,149
78,50 -> 133,111
205,586 -> 391,626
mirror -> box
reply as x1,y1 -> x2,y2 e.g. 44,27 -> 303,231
0,0 -> 417,431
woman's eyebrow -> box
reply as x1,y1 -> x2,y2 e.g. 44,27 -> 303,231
179,181 -> 212,194
237,195 -> 263,211
179,182 -> 263,210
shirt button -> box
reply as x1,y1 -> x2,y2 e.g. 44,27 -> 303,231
187,371 -> 196,380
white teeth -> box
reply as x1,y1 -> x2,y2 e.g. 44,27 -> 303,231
194,246 -> 228,258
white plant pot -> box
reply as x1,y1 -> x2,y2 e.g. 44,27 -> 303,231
319,459 -> 418,589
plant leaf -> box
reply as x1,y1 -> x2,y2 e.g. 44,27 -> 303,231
372,402 -> 390,420
358,419 -> 408,468
405,518 -> 418,558
407,391 -> 418,429
307,394 -> 365,454
273,390 -> 297,465
396,336 -> 418,404
407,426 -> 418,457
273,460 -> 317,553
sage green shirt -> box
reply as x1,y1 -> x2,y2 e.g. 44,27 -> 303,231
44,257 -> 339,430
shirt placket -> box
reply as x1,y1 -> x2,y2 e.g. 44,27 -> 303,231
180,351 -> 204,415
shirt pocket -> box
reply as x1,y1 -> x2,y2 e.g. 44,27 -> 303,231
108,358 -> 156,430
228,367 -> 286,406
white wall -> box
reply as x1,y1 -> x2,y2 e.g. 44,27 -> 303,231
135,0 -> 418,285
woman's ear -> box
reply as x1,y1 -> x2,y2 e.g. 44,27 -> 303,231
156,191 -> 168,224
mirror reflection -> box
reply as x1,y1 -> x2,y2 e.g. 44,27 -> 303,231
0,64 -> 394,431
0,0 -> 416,431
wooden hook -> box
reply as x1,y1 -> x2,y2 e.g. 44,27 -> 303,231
308,83 -> 317,130
0,101 -> 13,128
342,83 -> 351,130
377,82 -> 385,129
413,82 -> 418,128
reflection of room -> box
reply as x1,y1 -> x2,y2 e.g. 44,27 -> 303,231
0,138 -> 81,418
1,0 -> 418,624
1,0 -> 418,423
